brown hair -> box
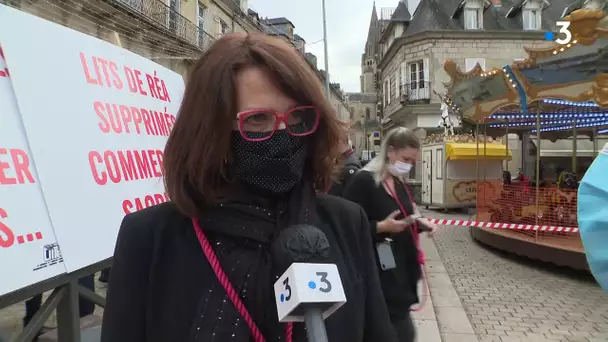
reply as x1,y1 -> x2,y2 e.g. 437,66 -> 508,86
164,32 -> 345,217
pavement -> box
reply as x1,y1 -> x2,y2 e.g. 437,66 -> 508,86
426,209 -> 608,342
1,209 -> 607,342
0,278 -> 106,341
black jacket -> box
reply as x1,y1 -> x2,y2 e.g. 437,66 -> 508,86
100,194 -> 397,342
343,171 -> 422,319
328,152 -> 362,197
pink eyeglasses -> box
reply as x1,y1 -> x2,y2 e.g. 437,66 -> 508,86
236,106 -> 320,142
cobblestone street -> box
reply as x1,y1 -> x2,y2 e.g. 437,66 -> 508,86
429,210 -> 608,342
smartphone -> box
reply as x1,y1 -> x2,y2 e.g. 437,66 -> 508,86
376,242 -> 396,270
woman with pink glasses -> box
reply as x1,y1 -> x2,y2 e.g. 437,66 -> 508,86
100,32 -> 397,342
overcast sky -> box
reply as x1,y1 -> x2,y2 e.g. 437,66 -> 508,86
249,0 -> 400,93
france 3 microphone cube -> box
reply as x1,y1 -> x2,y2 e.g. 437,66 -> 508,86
274,263 -> 346,322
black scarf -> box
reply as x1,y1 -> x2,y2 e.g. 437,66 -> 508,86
190,181 -> 321,342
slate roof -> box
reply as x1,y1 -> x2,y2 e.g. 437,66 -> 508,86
379,2 -> 412,42
403,0 -> 577,36
266,17 -> 294,27
346,92 -> 378,102
391,1 -> 412,22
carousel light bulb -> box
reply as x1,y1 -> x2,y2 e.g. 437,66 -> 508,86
573,40 -> 578,44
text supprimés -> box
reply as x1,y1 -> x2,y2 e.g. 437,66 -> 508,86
80,53 -> 175,214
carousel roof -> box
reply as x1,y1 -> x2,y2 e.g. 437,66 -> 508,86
444,8 -> 608,129
486,99 -> 608,134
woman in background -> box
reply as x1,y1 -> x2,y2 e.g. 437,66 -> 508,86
343,127 -> 436,342
101,32 -> 396,342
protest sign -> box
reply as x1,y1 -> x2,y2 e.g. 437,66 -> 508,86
0,44 -> 66,296
0,5 -> 185,272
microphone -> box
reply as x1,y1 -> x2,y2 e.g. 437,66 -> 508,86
272,225 -> 347,342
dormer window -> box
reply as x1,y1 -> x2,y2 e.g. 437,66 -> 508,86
464,7 -> 483,29
453,0 -> 490,29
522,8 -> 541,30
507,0 -> 547,28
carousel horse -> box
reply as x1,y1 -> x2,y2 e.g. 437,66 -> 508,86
437,102 -> 455,136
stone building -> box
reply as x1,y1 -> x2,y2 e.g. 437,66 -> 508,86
257,16 -> 352,121
2,0 -> 351,122
374,0 -> 591,136
346,93 -> 381,153
345,2 -> 391,158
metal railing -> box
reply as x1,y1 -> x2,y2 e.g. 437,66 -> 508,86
400,81 -> 431,102
113,0 -> 215,50
0,259 -> 111,342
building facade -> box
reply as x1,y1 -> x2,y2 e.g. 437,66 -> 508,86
346,93 -> 380,154
3,0 -> 352,122
5,0 -> 213,79
374,0 -> 594,136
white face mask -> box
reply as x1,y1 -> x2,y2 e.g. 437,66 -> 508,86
390,161 -> 412,176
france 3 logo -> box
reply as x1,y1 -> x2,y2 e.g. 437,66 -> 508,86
546,21 -> 572,45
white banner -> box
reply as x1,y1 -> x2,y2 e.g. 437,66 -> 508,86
0,5 -> 185,272
0,44 -> 66,296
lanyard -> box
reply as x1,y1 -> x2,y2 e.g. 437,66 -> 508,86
192,218 -> 293,342
381,179 -> 428,312
381,178 -> 423,261
382,179 -> 417,229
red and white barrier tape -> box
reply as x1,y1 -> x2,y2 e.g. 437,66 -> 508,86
425,218 -> 579,233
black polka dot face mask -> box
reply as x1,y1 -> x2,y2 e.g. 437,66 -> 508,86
230,129 -> 308,193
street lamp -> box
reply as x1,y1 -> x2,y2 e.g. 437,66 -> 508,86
321,0 -> 330,99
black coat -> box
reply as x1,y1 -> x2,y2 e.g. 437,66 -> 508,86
328,152 -> 362,197
343,171 -> 422,319
100,194 -> 397,342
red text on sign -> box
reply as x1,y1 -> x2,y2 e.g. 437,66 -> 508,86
80,53 -> 123,89
88,149 -> 164,186
0,148 -> 35,185
122,192 -> 170,214
145,71 -> 171,103
94,101 -> 176,136
0,208 -> 15,248
0,46 -> 9,78
124,66 -> 148,96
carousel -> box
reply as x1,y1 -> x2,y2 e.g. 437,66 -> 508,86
441,8 -> 608,270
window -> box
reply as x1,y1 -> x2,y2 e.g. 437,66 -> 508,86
383,79 -> 390,107
409,61 -> 425,90
170,0 -> 180,12
383,79 -> 388,107
389,74 -> 396,102
465,57 -> 486,72
219,19 -> 229,35
365,108 -> 371,120
197,2 -> 208,48
198,4 -> 206,28
523,9 -> 541,30
436,149 -> 443,179
394,71 -> 399,98
464,8 -> 482,29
